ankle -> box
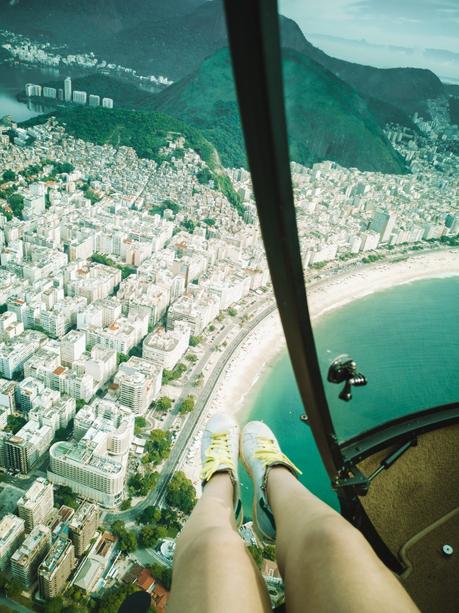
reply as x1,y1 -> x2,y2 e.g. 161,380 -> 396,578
204,470 -> 235,504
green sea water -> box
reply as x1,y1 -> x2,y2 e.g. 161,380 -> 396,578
240,276 -> 459,515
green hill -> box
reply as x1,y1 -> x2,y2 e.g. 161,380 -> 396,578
153,47 -> 408,173
20,106 -> 217,165
20,106 -> 245,215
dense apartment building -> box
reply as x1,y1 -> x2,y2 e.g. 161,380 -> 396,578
0,514 -> 25,570
38,536 -> 75,598
17,478 -> 54,532
2,418 -> 54,474
11,525 -> 52,588
69,501 -> 99,556
114,356 -> 162,414
142,323 -> 190,370
48,440 -> 126,508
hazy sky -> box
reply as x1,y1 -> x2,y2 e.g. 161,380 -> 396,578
279,0 -> 459,82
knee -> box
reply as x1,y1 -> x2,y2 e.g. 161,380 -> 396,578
302,515 -> 367,555
176,525 -> 243,561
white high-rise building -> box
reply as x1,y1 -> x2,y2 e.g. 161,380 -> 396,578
17,478 -> 54,532
73,398 -> 134,456
88,94 -> 100,107
4,419 -> 54,474
114,356 -> 162,414
64,77 -> 72,102
60,329 -> 86,366
43,87 -> 57,99
25,84 -> 42,97
143,323 -> 190,370
38,536 -> 75,599
11,525 -> 52,589
72,90 -> 87,105
369,210 -> 397,244
48,440 -> 126,508
0,514 -> 25,570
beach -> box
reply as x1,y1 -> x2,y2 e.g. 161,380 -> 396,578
180,249 -> 459,485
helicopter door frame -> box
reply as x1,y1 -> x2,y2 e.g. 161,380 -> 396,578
223,0 -> 343,480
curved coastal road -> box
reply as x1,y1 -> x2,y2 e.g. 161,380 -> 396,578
105,300 -> 277,523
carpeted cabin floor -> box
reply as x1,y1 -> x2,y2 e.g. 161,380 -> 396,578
357,424 -> 459,612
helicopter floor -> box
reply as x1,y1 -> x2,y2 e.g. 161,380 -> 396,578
357,423 -> 459,611
400,507 -> 459,613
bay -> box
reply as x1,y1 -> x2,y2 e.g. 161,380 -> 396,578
240,277 -> 459,516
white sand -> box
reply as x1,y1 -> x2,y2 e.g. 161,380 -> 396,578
181,249 -> 459,485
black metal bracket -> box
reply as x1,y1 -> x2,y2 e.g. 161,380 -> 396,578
333,438 -> 417,497
334,466 -> 370,496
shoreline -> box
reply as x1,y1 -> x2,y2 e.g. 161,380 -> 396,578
181,249 -> 459,486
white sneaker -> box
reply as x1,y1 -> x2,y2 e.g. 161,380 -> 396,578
200,413 -> 242,526
241,421 -> 301,543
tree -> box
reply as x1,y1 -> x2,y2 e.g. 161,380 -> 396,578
117,352 -> 129,365
110,521 -> 137,553
203,217 -> 216,226
196,167 -> 212,185
120,498 -> 132,511
156,396 -> 172,412
53,161 -> 74,174
44,597 -> 64,613
75,399 -> 86,412
166,471 -> 196,514
139,524 -> 161,548
162,199 -> 180,214
135,416 -> 147,427
2,170 -> 15,182
129,344 -> 142,358
140,506 -> 161,525
262,544 -> 276,561
128,471 -> 159,497
54,426 -> 68,442
247,544 -> 263,568
93,583 -> 137,613
181,218 -> 195,234
162,362 -> 186,384
6,414 -> 26,434
147,563 -> 173,590
55,485 -> 78,509
179,395 -> 195,415
144,430 -> 172,465
159,507 -> 181,531
7,193 -> 24,219
227,307 -> 238,317
189,335 -> 202,347
185,353 -> 198,364
0,575 -> 22,598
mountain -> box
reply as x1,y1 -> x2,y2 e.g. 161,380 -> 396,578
0,0 -> 203,52
153,47 -> 407,174
1,0 -> 445,122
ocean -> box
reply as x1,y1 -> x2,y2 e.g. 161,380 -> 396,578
240,276 -> 459,514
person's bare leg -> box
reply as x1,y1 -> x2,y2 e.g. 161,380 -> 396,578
168,472 -> 271,613
268,467 -> 419,613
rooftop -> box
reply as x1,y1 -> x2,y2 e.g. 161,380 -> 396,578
39,536 -> 72,577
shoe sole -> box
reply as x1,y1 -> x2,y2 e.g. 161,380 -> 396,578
240,443 -> 276,544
